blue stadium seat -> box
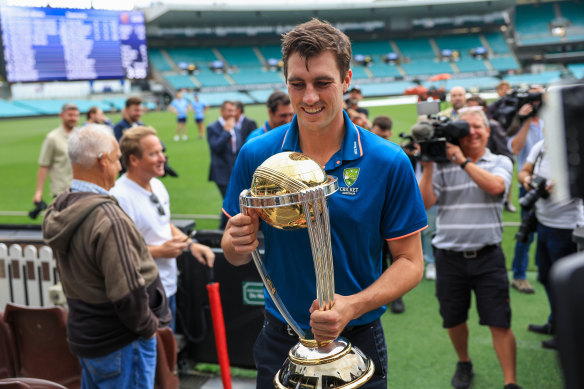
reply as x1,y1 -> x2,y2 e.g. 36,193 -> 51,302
258,45 -> 283,62
423,76 -> 500,91
164,74 -> 198,89
351,66 -> 371,80
515,3 -> 561,46
218,47 -> 262,68
401,60 -> 453,76
149,49 -> 174,72
229,69 -> 283,85
483,32 -> 511,55
247,88 -> 287,104
567,63 -> 584,79
0,100 -> 40,117
503,71 -> 562,87
198,91 -> 254,106
489,55 -> 520,71
367,63 -> 402,78
352,40 -> 393,57
393,38 -> 435,60
455,57 -> 489,73
434,35 -> 483,58
359,81 -> 418,97
193,68 -> 232,87
166,48 -> 218,69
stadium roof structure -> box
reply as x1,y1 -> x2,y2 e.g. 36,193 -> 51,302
143,0 -> 516,30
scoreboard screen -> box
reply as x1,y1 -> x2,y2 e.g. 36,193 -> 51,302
0,6 -> 148,82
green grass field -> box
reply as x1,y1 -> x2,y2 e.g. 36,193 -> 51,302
0,101 -> 561,388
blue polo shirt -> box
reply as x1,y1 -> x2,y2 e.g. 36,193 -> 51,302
223,110 -> 427,329
169,98 -> 190,119
245,121 -> 272,143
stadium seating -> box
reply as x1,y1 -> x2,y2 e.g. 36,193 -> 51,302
423,76 -> 500,92
515,3 -> 562,45
218,46 -> 263,68
247,88 -> 287,104
367,63 -> 402,78
164,74 -> 198,89
351,66 -> 371,81
503,70 -> 562,86
166,47 -> 219,69
401,60 -> 453,76
394,38 -> 435,60
483,32 -> 511,55
359,81 -> 418,97
0,101 -> 39,117
192,68 -> 232,87
455,57 -> 489,73
149,49 -> 174,72
434,34 -> 483,58
229,68 -> 283,85
558,1 -> 584,41
258,45 -> 283,62
489,55 -> 520,72
352,40 -> 393,57
568,63 -> 584,79
197,91 -> 254,106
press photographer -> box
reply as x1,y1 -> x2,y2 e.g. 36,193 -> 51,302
506,84 -> 544,294
410,100 -> 470,162
517,136 -> 584,350
418,108 -> 519,388
515,175 -> 549,243
491,87 -> 543,132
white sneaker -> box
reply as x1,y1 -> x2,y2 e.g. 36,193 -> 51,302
182,135 -> 188,141
426,263 -> 436,280
173,135 -> 179,142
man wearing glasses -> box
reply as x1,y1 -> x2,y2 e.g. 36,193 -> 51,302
111,126 -> 215,331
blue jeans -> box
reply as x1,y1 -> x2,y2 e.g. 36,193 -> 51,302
168,293 -> 176,332
511,187 -> 535,279
253,315 -> 387,389
422,205 -> 437,264
535,223 -> 577,325
79,337 -> 157,389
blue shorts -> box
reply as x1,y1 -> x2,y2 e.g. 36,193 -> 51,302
435,245 -> 511,329
177,117 -> 186,123
195,117 -> 204,123
79,337 -> 156,389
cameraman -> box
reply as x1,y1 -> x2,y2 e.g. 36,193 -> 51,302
418,108 -> 520,389
507,85 -> 545,294
517,138 -> 584,349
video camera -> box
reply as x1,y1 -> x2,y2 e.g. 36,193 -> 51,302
515,175 -> 549,243
409,101 -> 470,162
493,89 -> 543,130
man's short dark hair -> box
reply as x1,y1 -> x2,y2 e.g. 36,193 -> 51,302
234,100 -> 244,113
281,18 -> 352,82
125,96 -> 142,108
87,106 -> 99,120
467,95 -> 487,109
267,91 -> 291,114
372,115 -> 392,131
221,100 -> 235,110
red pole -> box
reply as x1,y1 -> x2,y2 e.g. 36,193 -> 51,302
206,282 -> 232,389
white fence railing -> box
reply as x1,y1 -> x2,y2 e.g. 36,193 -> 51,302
0,243 -> 59,309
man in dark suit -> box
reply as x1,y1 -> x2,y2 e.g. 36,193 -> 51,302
234,100 -> 258,141
207,100 -> 241,229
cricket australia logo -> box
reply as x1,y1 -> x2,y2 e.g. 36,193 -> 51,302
341,168 -> 360,196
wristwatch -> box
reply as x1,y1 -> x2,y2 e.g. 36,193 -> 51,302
460,158 -> 472,170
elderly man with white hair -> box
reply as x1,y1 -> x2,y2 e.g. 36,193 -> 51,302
419,108 -> 520,389
43,125 -> 171,389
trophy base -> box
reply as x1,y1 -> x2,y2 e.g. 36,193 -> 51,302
274,338 -> 375,389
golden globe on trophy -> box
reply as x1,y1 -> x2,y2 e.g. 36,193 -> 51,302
239,151 -> 374,389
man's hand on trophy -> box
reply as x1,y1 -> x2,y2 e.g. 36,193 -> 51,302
309,294 -> 356,341
226,211 -> 260,255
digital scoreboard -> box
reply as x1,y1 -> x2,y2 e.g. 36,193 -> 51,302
0,6 -> 148,82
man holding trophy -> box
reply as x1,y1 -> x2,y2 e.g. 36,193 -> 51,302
221,19 -> 427,389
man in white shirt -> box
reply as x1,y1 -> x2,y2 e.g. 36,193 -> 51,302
111,126 -> 215,331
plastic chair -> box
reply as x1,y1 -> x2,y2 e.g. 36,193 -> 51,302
155,327 -> 180,389
3,304 -> 81,389
0,311 -> 17,379
0,377 -> 68,389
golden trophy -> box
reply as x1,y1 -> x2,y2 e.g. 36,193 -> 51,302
239,151 -> 374,389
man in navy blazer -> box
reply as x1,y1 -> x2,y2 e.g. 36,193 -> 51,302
207,100 -> 241,228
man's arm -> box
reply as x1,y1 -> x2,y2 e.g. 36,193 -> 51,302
169,223 -> 215,268
207,122 -> 233,152
418,161 -> 437,209
448,144 -> 506,197
509,105 -> 534,155
309,232 -> 424,341
221,211 -> 259,266
33,166 -> 49,203
517,161 -> 535,191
